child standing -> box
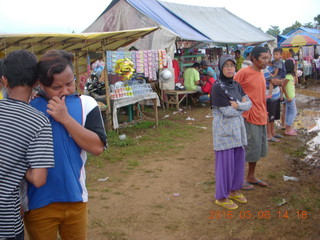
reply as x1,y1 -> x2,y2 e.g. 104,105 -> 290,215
268,48 -> 286,98
282,59 -> 297,136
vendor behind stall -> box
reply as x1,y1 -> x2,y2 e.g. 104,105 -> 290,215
199,71 -> 216,104
183,62 -> 201,92
200,60 -> 217,80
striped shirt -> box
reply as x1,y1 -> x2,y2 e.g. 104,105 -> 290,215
0,99 -> 54,238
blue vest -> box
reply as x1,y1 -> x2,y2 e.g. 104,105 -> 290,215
28,95 -> 85,210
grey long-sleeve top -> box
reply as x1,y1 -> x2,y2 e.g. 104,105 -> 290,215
212,95 -> 252,151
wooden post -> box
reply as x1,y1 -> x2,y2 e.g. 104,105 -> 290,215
102,39 -> 112,130
74,51 -> 80,93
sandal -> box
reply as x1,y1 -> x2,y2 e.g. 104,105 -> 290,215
215,199 -> 238,210
268,137 -> 280,142
274,134 -> 283,138
247,179 -> 268,187
229,193 -> 247,204
241,182 -> 254,191
285,129 -> 297,136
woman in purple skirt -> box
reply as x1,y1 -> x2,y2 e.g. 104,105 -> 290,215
210,54 -> 252,210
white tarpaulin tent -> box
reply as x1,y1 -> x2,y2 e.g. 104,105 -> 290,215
159,1 -> 275,44
84,0 -> 275,55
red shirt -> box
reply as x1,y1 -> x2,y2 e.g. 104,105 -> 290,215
234,66 -> 267,125
201,77 -> 215,94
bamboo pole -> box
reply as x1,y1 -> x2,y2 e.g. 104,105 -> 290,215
101,39 -> 112,130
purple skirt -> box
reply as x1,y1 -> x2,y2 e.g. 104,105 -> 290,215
214,146 -> 245,200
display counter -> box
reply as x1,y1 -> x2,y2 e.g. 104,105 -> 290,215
112,92 -> 160,129
164,90 -> 197,110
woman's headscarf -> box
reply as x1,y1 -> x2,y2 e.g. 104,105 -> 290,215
210,54 -> 245,107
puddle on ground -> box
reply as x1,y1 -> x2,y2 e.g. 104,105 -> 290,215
293,90 -> 320,167
305,118 -> 320,166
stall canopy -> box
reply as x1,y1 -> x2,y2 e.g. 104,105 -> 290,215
0,27 -> 159,75
0,27 -> 159,59
84,0 -> 275,54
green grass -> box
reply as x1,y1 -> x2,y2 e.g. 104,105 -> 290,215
128,160 -> 140,167
87,119 -> 194,169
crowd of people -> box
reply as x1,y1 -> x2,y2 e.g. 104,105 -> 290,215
211,46 -> 298,209
180,45 -> 299,209
0,44 -> 301,238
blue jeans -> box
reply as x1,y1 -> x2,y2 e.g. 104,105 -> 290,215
199,94 -> 210,103
285,97 -> 297,127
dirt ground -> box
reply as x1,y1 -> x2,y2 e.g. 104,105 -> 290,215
85,83 -> 320,240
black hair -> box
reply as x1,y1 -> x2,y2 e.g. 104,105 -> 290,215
192,62 -> 200,68
285,59 -> 295,76
38,50 -> 74,87
234,50 -> 241,55
273,47 -> 283,54
2,50 -> 38,88
250,46 -> 268,61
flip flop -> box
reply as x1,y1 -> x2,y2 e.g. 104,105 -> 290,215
215,199 -> 238,210
285,130 -> 297,136
241,182 -> 254,191
229,193 -> 247,204
274,134 -> 283,138
247,179 -> 268,187
268,137 -> 280,142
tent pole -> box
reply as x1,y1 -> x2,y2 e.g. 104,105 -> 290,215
102,39 -> 112,130
226,44 -> 229,54
75,51 -> 80,93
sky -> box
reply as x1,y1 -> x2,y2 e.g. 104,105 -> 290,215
0,0 -> 319,34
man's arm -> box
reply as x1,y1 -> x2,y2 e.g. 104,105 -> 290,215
25,168 -> 48,188
47,96 -> 105,155
270,78 -> 284,86
270,68 -> 279,77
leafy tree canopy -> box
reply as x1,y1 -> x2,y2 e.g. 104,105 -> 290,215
265,14 -> 320,36
266,26 -> 280,37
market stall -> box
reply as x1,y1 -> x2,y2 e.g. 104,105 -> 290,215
0,27 -> 159,129
101,49 -> 169,128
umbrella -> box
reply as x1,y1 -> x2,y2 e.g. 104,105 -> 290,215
280,33 -> 319,47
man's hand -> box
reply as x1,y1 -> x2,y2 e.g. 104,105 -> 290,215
47,96 -> 71,125
270,78 -> 284,86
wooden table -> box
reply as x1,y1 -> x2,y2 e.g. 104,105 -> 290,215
112,93 -> 160,129
164,90 -> 197,110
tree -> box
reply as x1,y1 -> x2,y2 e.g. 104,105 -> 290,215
282,21 -> 302,35
266,26 -> 280,37
303,22 -> 314,28
314,15 -> 320,25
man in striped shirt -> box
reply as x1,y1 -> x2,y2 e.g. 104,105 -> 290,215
0,50 -> 54,240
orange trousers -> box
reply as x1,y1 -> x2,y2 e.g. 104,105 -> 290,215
24,202 -> 87,240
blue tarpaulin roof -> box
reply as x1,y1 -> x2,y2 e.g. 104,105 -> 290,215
126,0 -> 211,42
